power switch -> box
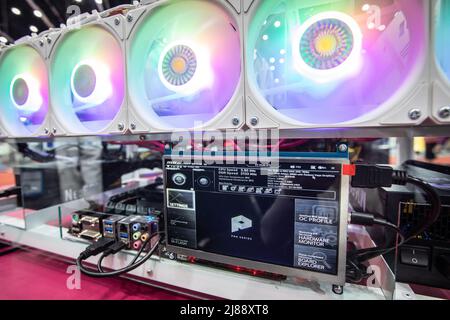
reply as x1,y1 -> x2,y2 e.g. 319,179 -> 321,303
400,247 -> 430,267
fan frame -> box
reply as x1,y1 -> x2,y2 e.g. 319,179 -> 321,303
0,35 -> 52,138
47,12 -> 128,137
125,0 -> 245,134
243,0 -> 431,129
0,44 -> 5,139
430,0 -> 450,124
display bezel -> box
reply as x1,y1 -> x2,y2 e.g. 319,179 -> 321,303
163,155 -> 349,285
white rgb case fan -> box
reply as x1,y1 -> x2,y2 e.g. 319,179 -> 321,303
0,35 -> 51,138
4,0 -> 450,139
126,0 -> 245,133
431,0 -> 450,124
0,45 -> 5,138
243,0 -> 430,129
48,12 -> 128,136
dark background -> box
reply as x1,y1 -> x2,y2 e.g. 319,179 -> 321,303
0,0 -> 132,43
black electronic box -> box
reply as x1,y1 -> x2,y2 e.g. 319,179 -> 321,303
350,160 -> 450,289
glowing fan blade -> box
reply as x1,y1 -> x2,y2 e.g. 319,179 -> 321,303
293,12 -> 362,82
128,0 -> 241,130
0,45 -> 48,136
247,0 -> 426,125
158,42 -> 213,94
160,44 -> 198,88
50,25 -> 125,133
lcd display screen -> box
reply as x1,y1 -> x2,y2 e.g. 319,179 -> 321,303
164,157 -> 346,277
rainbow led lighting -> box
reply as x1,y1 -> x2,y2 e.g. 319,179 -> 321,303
0,44 -> 48,136
11,73 -> 43,112
158,41 -> 214,95
161,45 -> 198,87
128,0 -> 241,129
248,0 -> 426,125
50,25 -> 125,133
436,0 -> 450,84
293,11 -> 362,82
70,59 -> 113,105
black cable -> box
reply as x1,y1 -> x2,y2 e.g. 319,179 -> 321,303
96,241 -> 127,272
79,237 -> 159,278
17,143 -> 55,163
0,186 -> 21,199
348,216 -> 406,262
346,258 -> 371,283
77,237 -> 117,261
347,205 -> 402,281
96,231 -> 154,273
77,232 -> 164,278
346,214 -> 405,283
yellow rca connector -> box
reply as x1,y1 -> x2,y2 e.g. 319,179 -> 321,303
141,232 -> 149,242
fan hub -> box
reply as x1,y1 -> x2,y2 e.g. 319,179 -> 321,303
11,77 -> 29,106
72,64 -> 97,98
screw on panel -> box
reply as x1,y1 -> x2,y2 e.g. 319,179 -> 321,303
332,284 -> 344,295
127,15 -> 133,23
39,39 -> 44,47
130,123 -> 136,130
52,128 -> 57,135
47,37 -> 52,44
403,292 -> 413,299
338,144 -> 348,153
168,252 -> 176,260
44,128 -> 49,135
408,109 -> 421,121
114,17 -> 121,26
438,106 -> 450,119
232,117 -> 240,126
250,116 -> 259,126
118,123 -> 125,131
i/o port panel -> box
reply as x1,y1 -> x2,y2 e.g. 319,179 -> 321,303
117,215 -> 159,251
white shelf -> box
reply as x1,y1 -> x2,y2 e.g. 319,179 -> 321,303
0,220 -> 388,300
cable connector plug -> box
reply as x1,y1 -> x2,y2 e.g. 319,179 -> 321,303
392,169 -> 408,186
351,164 -> 394,188
350,212 -> 376,226
351,164 -> 408,189
102,241 -> 127,257
79,237 -> 116,260
0,186 -> 21,199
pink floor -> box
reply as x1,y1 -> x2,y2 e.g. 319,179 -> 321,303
0,249 -> 190,300
1,247 -> 449,300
